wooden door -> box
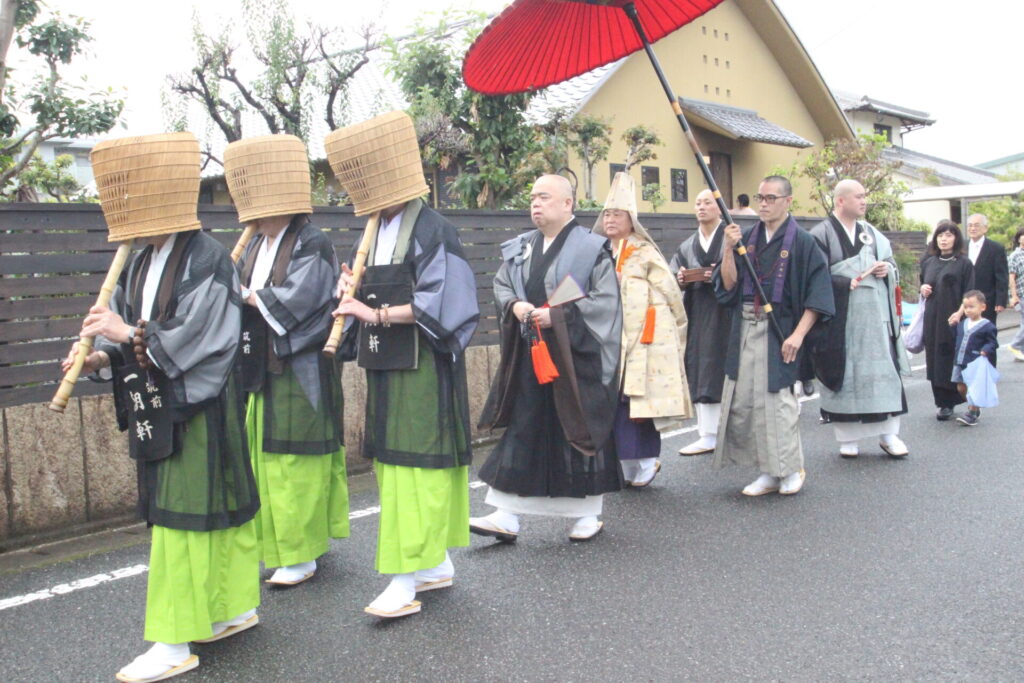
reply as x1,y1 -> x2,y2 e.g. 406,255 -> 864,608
709,152 -> 733,210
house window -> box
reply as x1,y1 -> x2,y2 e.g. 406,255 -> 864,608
609,163 -> 626,184
874,124 -> 893,143
641,166 -> 660,200
671,169 -> 688,202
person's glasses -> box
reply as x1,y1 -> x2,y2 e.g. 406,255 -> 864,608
753,194 -> 791,204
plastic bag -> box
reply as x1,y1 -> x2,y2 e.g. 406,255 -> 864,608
962,356 -> 1000,408
903,298 -> 926,354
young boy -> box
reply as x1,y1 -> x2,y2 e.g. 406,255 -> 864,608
950,290 -> 999,426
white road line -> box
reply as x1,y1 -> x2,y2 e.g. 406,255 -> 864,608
2,363 -> 935,613
0,479 -> 496,612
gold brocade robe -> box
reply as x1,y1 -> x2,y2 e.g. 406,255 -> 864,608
616,234 -> 692,427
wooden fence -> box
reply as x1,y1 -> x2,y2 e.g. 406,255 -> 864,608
0,203 -> 925,410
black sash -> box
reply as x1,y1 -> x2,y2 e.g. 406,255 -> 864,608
357,262 -> 418,370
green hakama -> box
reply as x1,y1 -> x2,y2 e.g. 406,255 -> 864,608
248,385 -> 348,568
144,521 -> 259,644
374,462 -> 469,574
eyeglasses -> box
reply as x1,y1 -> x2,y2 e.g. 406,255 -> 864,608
753,194 -> 791,204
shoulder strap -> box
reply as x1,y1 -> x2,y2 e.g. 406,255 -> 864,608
270,216 -> 304,286
240,234 -> 264,288
155,232 -> 192,321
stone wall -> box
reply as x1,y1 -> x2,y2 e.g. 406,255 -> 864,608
0,344 -> 500,551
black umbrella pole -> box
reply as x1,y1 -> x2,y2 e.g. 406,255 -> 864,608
622,3 -> 785,343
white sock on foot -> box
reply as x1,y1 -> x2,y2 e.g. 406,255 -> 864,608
368,573 -> 416,612
416,552 -> 454,581
118,642 -> 191,680
269,560 -> 316,584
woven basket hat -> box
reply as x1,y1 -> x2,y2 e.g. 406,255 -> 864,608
224,134 -> 312,223
324,111 -> 428,216
91,132 -> 201,243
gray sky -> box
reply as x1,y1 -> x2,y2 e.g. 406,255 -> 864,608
17,0 -> 1021,167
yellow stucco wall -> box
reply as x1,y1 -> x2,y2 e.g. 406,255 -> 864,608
573,2 -> 838,213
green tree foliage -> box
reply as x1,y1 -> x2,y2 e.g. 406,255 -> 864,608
386,11 -> 539,210
783,133 -> 910,230
622,125 -> 661,172
643,182 -> 665,212
969,174 -> 1024,248
570,114 -> 612,202
0,1 -> 122,197
168,0 -> 376,169
17,151 -> 81,201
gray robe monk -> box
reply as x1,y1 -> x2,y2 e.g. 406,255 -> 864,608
809,220 -> 910,419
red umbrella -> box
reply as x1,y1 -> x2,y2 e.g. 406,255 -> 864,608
463,0 -> 784,341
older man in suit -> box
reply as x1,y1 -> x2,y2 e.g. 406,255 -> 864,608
965,213 -> 1008,326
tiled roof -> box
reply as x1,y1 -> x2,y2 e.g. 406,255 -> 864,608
884,146 -> 997,186
525,59 -> 625,124
834,91 -> 934,126
679,98 -> 813,148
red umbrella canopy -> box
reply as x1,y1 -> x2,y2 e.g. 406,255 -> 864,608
463,0 -> 727,95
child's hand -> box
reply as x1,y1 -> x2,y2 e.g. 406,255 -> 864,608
980,351 -> 988,356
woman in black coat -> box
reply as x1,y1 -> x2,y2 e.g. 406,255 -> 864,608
919,220 -> 975,419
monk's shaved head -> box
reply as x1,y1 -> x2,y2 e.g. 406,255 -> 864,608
833,178 -> 865,200
536,173 -> 574,200
531,174 -> 575,233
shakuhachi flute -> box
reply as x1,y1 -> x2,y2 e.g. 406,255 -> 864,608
322,212 -> 381,357
49,241 -> 135,413
230,224 -> 257,263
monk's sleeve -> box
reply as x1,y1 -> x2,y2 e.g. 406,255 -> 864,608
802,240 -> 835,322
145,252 -> 241,404
255,232 -> 338,336
412,231 -> 480,355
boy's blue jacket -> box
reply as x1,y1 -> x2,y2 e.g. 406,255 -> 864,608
951,317 -> 998,369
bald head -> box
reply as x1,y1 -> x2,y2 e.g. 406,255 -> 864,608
530,174 -> 575,234
834,179 -> 867,221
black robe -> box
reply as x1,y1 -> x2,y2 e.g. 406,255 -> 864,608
669,224 -> 730,403
920,254 -> 975,406
479,225 -> 623,497
714,216 -> 835,393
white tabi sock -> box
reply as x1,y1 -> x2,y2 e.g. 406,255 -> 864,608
210,608 -> 257,636
368,573 -> 417,612
620,459 -> 641,481
486,509 -> 520,534
118,642 -> 191,680
633,457 -> 658,484
416,552 -> 454,581
269,560 -> 316,584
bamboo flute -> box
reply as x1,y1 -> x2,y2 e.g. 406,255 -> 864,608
230,224 -> 257,263
49,241 -> 134,413
322,212 -> 381,357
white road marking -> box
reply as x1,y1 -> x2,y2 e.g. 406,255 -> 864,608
1,362 -> 936,613
0,479 -> 496,612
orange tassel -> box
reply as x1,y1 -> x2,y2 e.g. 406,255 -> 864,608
530,319 -> 559,384
640,305 -> 656,344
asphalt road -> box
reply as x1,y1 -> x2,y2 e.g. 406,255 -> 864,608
2,329 -> 1023,682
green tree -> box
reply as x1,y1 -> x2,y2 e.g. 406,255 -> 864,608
621,125 -> 661,172
0,1 -> 122,197
386,11 -> 540,209
570,113 -> 612,202
969,174 -> 1024,248
643,182 -> 665,212
784,132 -> 909,230
17,151 -> 80,201
168,0 -> 377,168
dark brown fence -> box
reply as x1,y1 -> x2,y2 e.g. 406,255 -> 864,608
0,203 -> 924,410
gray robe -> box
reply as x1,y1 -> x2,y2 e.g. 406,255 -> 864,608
809,219 -> 910,417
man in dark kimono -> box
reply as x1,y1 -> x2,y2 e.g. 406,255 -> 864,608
670,188 -> 730,455
68,190 -> 260,679
713,175 -> 834,496
331,111 -> 479,619
809,179 -> 910,459
227,135 -> 348,588
952,213 -> 1008,364
474,174 -> 623,542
